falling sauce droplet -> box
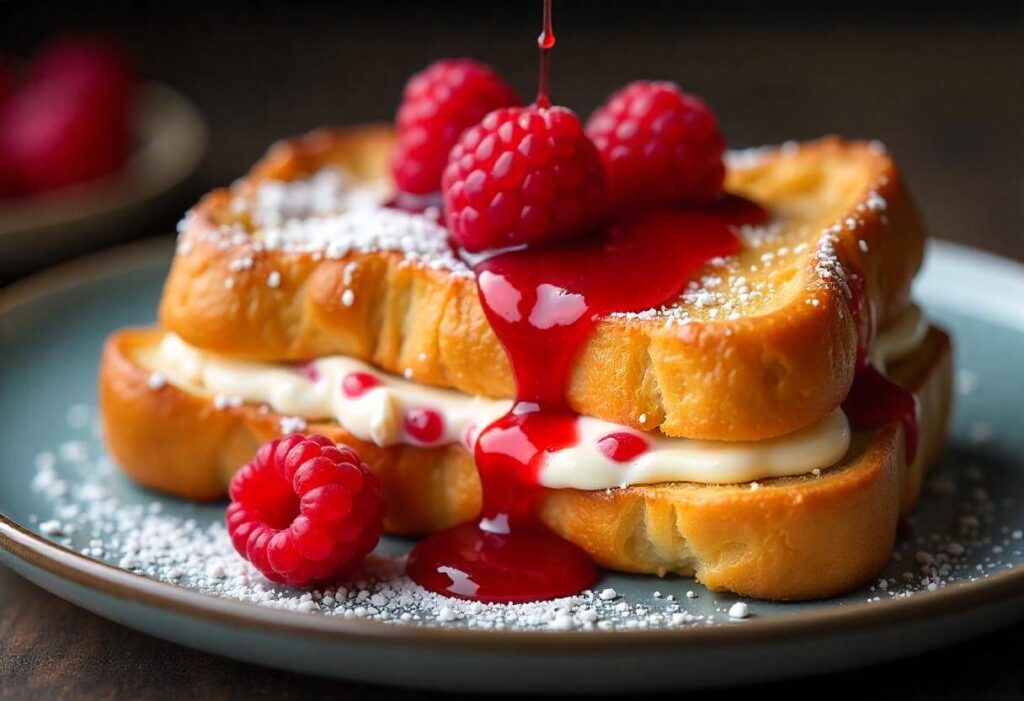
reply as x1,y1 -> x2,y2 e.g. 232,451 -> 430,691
536,0 -> 555,108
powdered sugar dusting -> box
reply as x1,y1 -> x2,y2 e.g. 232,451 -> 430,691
28,406 -> 728,630
178,168 -> 473,278
247,168 -> 390,228
25,403 -> 1024,631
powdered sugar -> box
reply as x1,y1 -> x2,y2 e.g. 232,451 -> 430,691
25,403 -> 1024,631
178,168 -> 473,278
27,405 -> 737,629
247,168 -> 390,228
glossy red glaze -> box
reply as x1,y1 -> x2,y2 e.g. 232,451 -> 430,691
404,407 -> 445,444
405,0 -> 767,604
841,259 -> 920,463
405,521 -> 597,603
535,0 -> 555,108
597,432 -> 649,463
844,362 -> 920,464
409,200 -> 752,602
341,372 -> 381,398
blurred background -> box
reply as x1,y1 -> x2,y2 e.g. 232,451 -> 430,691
0,0 -> 1020,277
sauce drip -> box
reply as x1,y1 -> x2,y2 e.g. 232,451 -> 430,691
536,0 -> 555,108
839,258 -> 920,462
404,0 -> 768,603
407,201 -> 759,602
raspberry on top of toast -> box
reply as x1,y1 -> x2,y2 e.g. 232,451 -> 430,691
164,131 -> 923,442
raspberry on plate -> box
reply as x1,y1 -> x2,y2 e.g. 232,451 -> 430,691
392,58 -> 520,195
226,434 -> 385,588
586,80 -> 726,208
442,105 -> 607,252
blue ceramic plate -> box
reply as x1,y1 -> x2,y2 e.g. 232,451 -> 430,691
1,238 -> 1022,693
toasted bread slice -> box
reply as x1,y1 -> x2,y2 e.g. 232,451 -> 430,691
159,129 -> 924,441
99,325 -> 951,600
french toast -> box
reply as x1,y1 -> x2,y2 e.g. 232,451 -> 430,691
160,128 -> 924,441
100,325 -> 951,600
94,14 -> 958,602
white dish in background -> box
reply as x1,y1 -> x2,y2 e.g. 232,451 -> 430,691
0,82 -> 207,278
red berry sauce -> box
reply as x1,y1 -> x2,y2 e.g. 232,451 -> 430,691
597,432 -> 649,463
341,371 -> 381,398
840,266 -> 920,462
407,200 -> 758,602
293,361 -> 320,383
404,407 -> 445,444
535,0 -> 555,108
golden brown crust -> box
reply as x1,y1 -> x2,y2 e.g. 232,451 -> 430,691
159,130 -> 924,441
544,328 -> 952,599
99,326 -> 951,600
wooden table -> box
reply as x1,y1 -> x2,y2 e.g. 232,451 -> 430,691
0,6 -> 1021,698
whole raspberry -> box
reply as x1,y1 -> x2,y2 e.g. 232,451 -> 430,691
28,37 -> 135,111
442,105 -> 607,252
226,434 -> 385,588
586,80 -> 725,208
0,79 -> 130,194
392,59 -> 520,195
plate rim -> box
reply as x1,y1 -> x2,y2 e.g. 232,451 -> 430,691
2,236 -> 1023,651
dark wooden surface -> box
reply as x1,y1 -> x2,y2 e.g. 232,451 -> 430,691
1,4 -> 1022,698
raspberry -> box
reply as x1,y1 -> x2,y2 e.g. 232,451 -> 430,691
0,39 -> 135,195
392,59 -> 520,195
226,434 -> 385,587
586,80 -> 725,208
28,38 -> 135,110
442,105 -> 607,252
0,80 -> 130,194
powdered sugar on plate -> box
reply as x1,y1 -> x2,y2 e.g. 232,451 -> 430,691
26,403 -> 1024,631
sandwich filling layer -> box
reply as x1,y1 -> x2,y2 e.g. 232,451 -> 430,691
138,302 -> 926,489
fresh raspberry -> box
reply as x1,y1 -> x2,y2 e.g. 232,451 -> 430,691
586,80 -> 726,208
392,59 -> 520,195
28,37 -> 135,111
0,79 -> 130,194
442,105 -> 607,252
226,434 -> 385,588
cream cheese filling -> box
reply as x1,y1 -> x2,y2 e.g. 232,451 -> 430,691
140,303 -> 925,489
869,302 -> 928,372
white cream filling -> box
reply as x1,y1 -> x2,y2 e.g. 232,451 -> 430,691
142,334 -> 509,449
869,303 -> 928,372
141,302 -> 925,489
543,410 -> 850,489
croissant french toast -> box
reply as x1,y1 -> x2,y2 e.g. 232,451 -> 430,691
100,324 -> 951,600
160,129 -> 924,442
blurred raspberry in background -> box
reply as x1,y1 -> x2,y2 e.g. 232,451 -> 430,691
0,37 -> 136,197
